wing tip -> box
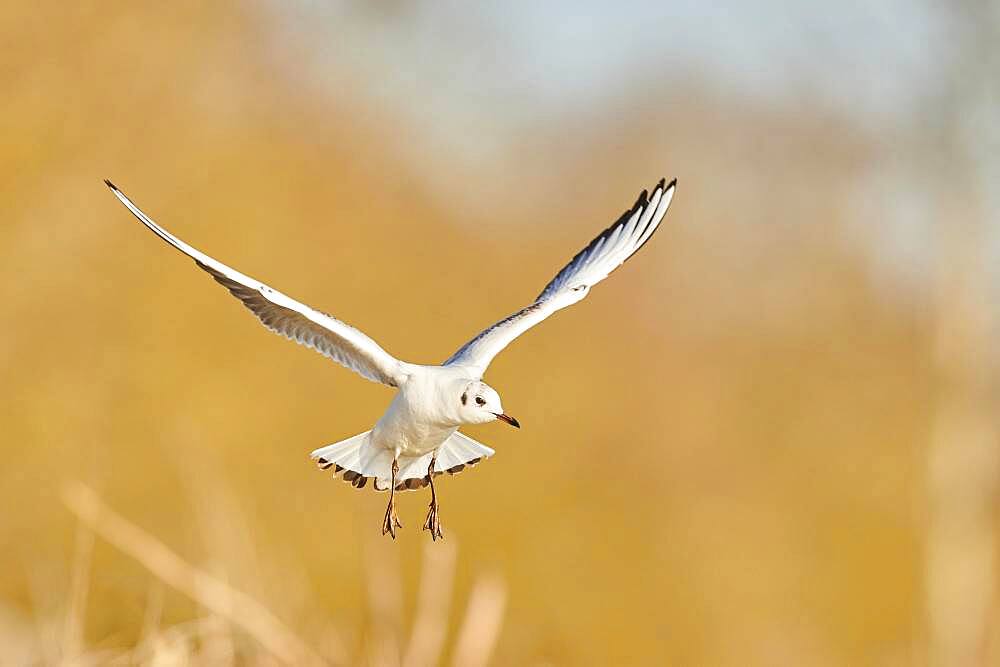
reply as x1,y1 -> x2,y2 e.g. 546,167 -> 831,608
632,177 -> 677,253
103,178 -> 118,191
654,177 -> 677,194
636,177 -> 677,213
634,188 -> 649,211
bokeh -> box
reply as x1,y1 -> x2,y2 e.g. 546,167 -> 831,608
2,2 -> 997,665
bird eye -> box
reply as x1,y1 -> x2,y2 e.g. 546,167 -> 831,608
475,396 -> 486,406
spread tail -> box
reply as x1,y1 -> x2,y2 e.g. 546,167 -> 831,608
310,430 -> 494,492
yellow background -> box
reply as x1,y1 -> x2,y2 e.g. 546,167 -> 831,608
1,3 -> 993,665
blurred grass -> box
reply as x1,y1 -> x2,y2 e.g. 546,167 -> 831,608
0,2 -> 959,665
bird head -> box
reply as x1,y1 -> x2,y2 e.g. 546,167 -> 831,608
458,381 -> 519,428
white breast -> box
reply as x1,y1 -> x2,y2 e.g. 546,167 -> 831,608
371,367 -> 466,457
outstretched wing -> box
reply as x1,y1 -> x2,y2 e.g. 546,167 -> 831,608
444,178 -> 676,376
105,180 -> 409,387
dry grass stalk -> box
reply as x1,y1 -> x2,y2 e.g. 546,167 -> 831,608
61,483 -> 325,666
62,521 -> 95,662
403,540 -> 457,667
450,574 -> 506,667
364,535 -> 404,667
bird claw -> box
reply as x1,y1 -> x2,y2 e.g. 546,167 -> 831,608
382,500 -> 401,539
422,501 -> 443,541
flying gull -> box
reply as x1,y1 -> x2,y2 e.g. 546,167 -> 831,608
105,177 -> 677,539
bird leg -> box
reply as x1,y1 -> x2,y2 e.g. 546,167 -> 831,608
422,455 -> 443,541
382,458 -> 402,539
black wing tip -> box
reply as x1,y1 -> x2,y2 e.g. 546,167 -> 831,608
634,176 -> 678,211
654,177 -> 676,194
103,178 -> 118,191
633,179 -> 677,252
634,188 -> 649,211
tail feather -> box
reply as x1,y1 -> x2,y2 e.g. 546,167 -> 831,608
310,430 -> 494,492
435,431 -> 493,474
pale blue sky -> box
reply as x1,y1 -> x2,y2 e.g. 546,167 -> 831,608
263,1 -> 994,299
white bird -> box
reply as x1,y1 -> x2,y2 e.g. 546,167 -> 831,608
105,177 -> 676,539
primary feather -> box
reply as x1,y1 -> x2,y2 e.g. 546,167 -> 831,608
104,180 -> 409,387
444,178 -> 675,375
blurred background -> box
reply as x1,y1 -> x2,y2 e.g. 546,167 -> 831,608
2,1 -> 998,665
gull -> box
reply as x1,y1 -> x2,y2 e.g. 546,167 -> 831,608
105,177 -> 676,540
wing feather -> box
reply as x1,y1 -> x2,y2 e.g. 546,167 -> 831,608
444,178 -> 676,375
105,180 -> 408,387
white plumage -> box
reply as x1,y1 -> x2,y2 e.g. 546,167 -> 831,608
106,177 -> 677,539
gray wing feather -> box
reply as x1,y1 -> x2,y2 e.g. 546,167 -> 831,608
444,178 -> 676,374
106,181 -> 407,387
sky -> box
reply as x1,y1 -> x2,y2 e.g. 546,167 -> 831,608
269,1 -> 957,136
261,0 -> 987,300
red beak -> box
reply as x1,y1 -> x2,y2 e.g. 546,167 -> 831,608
494,413 -> 520,429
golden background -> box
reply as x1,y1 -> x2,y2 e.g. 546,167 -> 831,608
1,3 -> 995,665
